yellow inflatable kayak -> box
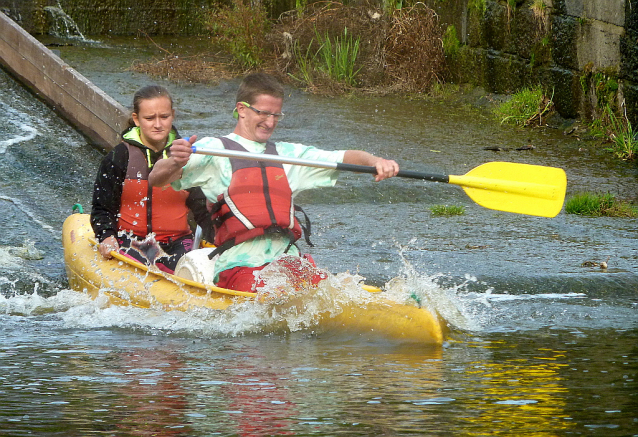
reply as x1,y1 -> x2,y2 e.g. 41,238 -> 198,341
62,213 -> 446,344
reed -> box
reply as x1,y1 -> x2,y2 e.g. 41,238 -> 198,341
315,27 -> 361,87
289,38 -> 315,85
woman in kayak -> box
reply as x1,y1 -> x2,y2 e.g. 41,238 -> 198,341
90,85 -> 209,273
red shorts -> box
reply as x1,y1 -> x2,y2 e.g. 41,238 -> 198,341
216,255 -> 328,293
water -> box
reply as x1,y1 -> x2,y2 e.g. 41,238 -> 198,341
43,5 -> 88,41
0,37 -> 637,435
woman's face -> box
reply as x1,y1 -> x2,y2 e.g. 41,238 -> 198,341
132,96 -> 174,151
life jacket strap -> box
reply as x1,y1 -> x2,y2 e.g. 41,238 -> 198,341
295,205 -> 313,247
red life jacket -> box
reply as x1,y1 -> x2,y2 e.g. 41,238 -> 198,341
210,138 -> 305,254
117,142 -> 191,243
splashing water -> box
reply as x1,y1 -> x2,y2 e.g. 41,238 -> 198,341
43,5 -> 87,41
126,233 -> 168,265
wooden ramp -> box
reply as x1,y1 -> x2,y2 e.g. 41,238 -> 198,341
0,11 -> 127,150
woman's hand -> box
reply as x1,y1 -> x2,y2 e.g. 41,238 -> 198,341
99,235 -> 119,259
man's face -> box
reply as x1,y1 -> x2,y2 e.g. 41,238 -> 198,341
235,94 -> 283,143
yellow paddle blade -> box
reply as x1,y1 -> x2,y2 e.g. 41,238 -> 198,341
448,162 -> 567,218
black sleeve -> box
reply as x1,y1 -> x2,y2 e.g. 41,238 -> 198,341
185,187 -> 214,242
90,144 -> 128,242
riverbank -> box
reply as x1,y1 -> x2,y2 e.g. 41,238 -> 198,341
2,0 -> 635,126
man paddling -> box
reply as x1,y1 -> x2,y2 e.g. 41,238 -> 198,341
149,72 -> 399,292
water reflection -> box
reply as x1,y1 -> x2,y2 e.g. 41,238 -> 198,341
458,342 -> 572,435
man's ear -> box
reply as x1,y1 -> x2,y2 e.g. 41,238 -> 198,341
233,103 -> 242,120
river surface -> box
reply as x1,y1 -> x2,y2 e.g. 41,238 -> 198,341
0,36 -> 636,436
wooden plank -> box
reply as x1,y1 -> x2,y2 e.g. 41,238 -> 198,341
0,11 -> 128,150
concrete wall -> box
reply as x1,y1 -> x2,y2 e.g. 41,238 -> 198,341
0,11 -> 128,149
430,0 -> 635,123
0,0 -> 296,36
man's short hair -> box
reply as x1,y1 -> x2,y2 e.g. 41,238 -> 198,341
236,73 -> 284,105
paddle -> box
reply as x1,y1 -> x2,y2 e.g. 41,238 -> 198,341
191,147 -> 567,218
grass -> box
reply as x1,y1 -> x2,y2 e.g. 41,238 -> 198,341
565,192 -> 637,217
494,85 -> 554,126
590,104 -> 638,160
290,38 -> 314,85
430,205 -> 466,216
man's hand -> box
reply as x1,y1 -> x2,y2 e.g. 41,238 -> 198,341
372,158 -> 400,182
168,135 -> 196,167
343,150 -> 400,182
150,135 -> 198,187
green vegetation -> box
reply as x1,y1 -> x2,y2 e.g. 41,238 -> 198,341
578,68 -> 635,160
135,1 -> 445,94
206,0 -> 269,68
429,82 -> 462,99
290,27 -> 362,88
315,27 -> 361,87
430,205 -> 466,216
295,0 -> 307,18
589,104 -> 638,160
531,0 -> 549,32
442,25 -> 460,58
565,192 -> 637,217
580,70 -> 619,109
468,0 -> 486,16
291,39 -> 314,85
494,85 -> 554,126
382,0 -> 403,14
601,105 -> 637,160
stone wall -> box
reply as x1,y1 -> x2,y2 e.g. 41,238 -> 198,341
0,0 -> 220,35
428,0 -> 635,123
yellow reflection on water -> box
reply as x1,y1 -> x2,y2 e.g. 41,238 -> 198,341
459,341 -> 573,436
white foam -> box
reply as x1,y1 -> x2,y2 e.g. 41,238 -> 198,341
0,103 -> 39,154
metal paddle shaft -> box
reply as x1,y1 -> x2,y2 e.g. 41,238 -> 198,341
192,146 -> 566,217
192,146 -> 450,181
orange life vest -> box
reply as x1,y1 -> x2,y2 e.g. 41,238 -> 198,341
117,142 -> 191,243
210,138 -> 303,253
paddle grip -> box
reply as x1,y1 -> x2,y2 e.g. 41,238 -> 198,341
396,170 -> 449,183
336,162 -> 448,182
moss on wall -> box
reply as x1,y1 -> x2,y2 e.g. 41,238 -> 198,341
56,0 -> 218,36
424,0 -> 633,124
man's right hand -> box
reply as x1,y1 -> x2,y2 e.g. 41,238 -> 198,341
168,135 -> 197,167
150,135 -> 198,187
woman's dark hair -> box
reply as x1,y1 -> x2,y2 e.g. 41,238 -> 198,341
127,85 -> 173,128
